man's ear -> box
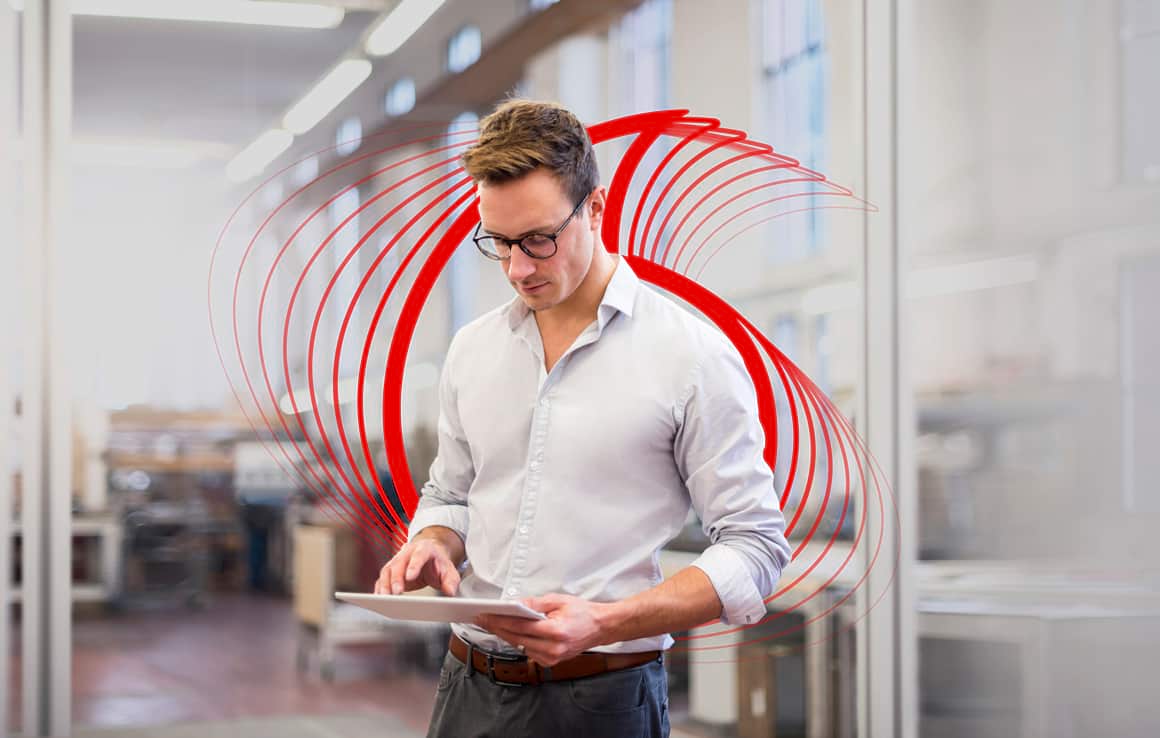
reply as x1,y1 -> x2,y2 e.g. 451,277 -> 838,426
587,186 -> 607,234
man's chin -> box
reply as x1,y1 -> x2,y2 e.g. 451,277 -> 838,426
517,288 -> 555,311
520,295 -> 548,311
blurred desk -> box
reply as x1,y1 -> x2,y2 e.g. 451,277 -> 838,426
918,563 -> 1160,738
7,513 -> 123,605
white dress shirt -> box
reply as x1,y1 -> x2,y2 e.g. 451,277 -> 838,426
407,256 -> 791,654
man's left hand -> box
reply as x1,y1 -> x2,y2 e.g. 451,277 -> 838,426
475,593 -> 614,667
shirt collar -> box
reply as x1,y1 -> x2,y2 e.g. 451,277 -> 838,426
505,255 -> 639,333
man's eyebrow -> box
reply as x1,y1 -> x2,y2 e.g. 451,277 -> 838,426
481,223 -> 553,239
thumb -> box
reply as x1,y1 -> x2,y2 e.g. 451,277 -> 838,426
524,593 -> 569,613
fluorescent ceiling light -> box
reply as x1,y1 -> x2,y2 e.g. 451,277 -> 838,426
226,128 -> 293,182
365,0 -> 445,57
9,136 -> 232,169
282,58 -> 373,135
9,0 -> 344,29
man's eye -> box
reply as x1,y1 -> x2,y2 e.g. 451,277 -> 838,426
523,234 -> 553,248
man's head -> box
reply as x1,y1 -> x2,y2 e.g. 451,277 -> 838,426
462,99 -> 609,314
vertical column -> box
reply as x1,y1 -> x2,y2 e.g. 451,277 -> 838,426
859,0 -> 915,736
688,624 -> 741,725
21,0 -> 73,735
0,0 -> 15,734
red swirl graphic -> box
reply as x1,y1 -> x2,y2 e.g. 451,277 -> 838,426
209,110 -> 895,658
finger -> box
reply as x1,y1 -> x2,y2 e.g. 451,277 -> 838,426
437,558 -> 461,596
488,624 -> 555,650
380,561 -> 403,598
391,551 -> 417,594
405,546 -> 432,583
491,631 -> 564,665
375,563 -> 395,594
480,616 -> 560,640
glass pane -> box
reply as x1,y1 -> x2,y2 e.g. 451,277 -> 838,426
1,3 -> 19,734
902,0 -> 1160,735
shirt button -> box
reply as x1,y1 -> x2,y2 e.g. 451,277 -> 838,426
519,525 -> 528,534
539,398 -> 549,408
506,587 -> 518,596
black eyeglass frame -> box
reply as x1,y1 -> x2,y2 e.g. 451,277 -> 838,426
472,194 -> 589,261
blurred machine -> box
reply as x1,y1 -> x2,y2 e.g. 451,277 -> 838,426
106,410 -> 249,606
234,441 -> 300,593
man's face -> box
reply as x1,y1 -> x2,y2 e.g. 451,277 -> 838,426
476,168 -> 602,314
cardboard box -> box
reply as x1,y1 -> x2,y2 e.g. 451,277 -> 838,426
292,523 -> 359,627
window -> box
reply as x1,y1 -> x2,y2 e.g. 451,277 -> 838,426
813,314 -> 831,394
760,0 -> 827,262
384,77 -> 416,117
1121,0 -> 1160,183
446,112 -> 480,333
447,25 -> 481,74
608,0 -> 673,246
528,0 -> 559,10
291,155 -> 319,187
335,117 -> 362,157
609,0 -> 671,116
772,314 -> 799,361
329,187 -> 361,372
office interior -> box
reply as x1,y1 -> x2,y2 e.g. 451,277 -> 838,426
2,0 -> 1159,736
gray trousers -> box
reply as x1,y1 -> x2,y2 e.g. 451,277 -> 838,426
426,649 -> 670,738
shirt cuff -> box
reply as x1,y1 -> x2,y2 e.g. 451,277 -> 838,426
690,544 -> 768,625
406,505 -> 469,545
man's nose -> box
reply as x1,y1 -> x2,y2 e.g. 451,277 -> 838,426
507,246 -> 536,280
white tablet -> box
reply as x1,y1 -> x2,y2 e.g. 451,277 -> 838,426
335,592 -> 547,624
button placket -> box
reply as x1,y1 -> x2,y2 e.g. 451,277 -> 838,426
502,387 -> 551,600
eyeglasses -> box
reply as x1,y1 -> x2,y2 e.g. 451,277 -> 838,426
472,195 -> 588,261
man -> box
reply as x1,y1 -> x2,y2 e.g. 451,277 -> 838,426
375,100 -> 791,738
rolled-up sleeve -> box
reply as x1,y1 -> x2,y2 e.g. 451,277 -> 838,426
406,337 -> 474,545
674,337 -> 791,625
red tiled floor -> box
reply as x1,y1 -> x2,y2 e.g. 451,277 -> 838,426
7,593 -> 438,734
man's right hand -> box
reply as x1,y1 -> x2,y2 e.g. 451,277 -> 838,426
374,527 -> 464,596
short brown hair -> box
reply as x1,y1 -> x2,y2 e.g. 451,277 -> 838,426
461,99 -> 599,206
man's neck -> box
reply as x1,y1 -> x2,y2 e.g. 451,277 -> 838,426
534,248 -> 618,332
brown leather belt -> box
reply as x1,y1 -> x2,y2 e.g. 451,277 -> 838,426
448,633 -> 660,686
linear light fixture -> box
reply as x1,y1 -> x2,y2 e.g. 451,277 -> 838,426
7,0 -> 344,29
364,0 -> 445,57
906,254 -> 1039,300
800,254 -> 1040,315
226,128 -> 293,182
282,58 -> 373,135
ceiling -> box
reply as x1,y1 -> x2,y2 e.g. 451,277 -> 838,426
71,10 -> 378,151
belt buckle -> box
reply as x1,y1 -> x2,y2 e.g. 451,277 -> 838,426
485,651 -> 528,687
